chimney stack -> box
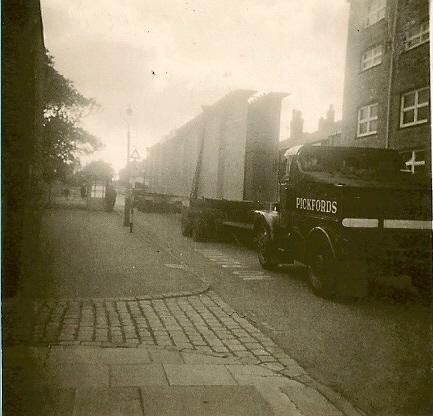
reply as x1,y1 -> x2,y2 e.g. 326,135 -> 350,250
326,104 -> 335,123
290,109 -> 304,139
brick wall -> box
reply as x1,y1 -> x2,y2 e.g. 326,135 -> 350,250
339,0 -> 430,173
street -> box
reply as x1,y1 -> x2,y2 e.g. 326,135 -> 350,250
3,201 -> 430,416
130,208 -> 431,416
4,202 -> 365,416
4,2 -> 431,416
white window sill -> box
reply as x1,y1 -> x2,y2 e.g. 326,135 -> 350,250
404,39 -> 429,52
400,119 -> 429,128
360,61 -> 382,72
363,17 -> 385,29
356,131 -> 378,138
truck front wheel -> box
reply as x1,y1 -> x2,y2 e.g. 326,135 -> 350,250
307,240 -> 337,298
192,216 -> 208,242
256,225 -> 278,270
181,211 -> 192,237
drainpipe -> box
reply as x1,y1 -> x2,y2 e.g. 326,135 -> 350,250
385,1 -> 399,149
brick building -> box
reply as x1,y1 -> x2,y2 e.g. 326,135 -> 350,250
337,0 -> 430,175
2,0 -> 46,296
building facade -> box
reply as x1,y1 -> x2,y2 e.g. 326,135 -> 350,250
338,0 -> 430,175
279,106 -> 342,158
2,0 -> 46,296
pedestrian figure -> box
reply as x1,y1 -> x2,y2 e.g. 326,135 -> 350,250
63,188 -> 70,199
105,184 -> 117,212
80,184 -> 87,199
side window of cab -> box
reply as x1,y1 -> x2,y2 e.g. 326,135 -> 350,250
282,155 -> 295,183
285,157 -> 292,179
288,156 -> 301,183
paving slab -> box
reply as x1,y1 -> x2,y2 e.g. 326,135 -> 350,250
46,346 -> 101,364
181,351 -> 240,365
2,387 -> 76,416
227,371 -> 288,388
140,385 -> 274,416
281,382 -> 345,416
41,389 -> 76,416
163,364 -> 237,386
2,346 -> 49,368
254,384 -> 303,416
74,387 -> 142,416
100,348 -> 151,364
148,348 -> 184,364
43,363 -> 109,387
110,364 -> 168,386
225,364 -> 276,377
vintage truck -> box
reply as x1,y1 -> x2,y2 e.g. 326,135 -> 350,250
253,144 -> 432,298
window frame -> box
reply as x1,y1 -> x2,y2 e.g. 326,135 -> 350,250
90,182 -> 106,198
400,87 -> 430,128
404,21 -> 429,51
357,103 -> 379,138
400,149 -> 426,174
364,0 -> 386,28
360,44 -> 383,71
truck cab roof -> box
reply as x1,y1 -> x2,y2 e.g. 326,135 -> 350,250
284,144 -> 400,160
283,145 -> 430,189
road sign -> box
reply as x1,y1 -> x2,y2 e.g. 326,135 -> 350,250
130,148 -> 141,161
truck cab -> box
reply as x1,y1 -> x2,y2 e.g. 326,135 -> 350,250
254,145 -> 432,299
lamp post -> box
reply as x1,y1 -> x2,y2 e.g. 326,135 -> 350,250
123,106 -> 133,227
126,106 -> 132,166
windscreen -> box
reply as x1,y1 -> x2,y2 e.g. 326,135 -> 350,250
298,149 -> 402,179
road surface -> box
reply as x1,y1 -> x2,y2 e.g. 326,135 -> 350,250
131,209 -> 431,416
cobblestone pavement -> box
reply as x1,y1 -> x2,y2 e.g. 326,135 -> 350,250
4,291 -> 308,380
4,291 -> 367,415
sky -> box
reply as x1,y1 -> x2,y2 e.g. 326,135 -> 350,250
41,0 -> 350,174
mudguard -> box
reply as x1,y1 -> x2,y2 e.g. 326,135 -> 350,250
253,210 -> 280,240
307,226 -> 337,258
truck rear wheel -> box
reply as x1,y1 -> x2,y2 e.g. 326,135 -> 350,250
192,216 -> 208,242
307,240 -> 337,298
181,211 -> 192,237
256,225 -> 278,270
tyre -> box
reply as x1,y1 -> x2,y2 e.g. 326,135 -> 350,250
181,211 -> 192,237
256,224 -> 278,270
192,216 -> 208,242
307,240 -> 337,298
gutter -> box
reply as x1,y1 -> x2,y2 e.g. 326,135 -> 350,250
385,1 -> 399,149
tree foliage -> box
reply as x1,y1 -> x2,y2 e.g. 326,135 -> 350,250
42,52 -> 103,183
80,160 -> 114,179
118,160 -> 145,186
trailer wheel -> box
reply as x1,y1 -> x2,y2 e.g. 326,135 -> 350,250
256,224 -> 278,270
307,240 -> 337,298
192,216 -> 208,242
181,212 -> 192,237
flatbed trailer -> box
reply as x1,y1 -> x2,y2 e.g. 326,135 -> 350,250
134,190 -> 185,213
144,89 -> 287,238
181,197 -> 276,241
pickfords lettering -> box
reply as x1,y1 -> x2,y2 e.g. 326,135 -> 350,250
296,197 -> 337,214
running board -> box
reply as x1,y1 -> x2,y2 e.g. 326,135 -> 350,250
221,221 -> 254,230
